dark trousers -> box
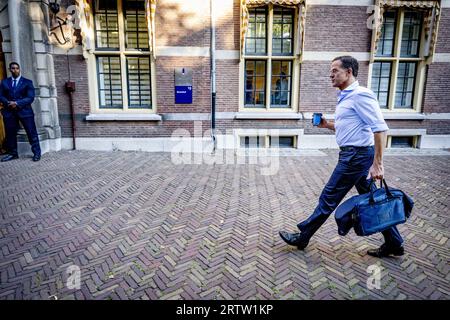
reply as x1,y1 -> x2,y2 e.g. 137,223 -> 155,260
297,146 -> 403,248
2,110 -> 41,157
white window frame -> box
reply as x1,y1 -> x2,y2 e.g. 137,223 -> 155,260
234,129 -> 303,149
86,0 -> 157,114
387,135 -> 419,148
239,4 -> 300,113
368,8 -> 427,113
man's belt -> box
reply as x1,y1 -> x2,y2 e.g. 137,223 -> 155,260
339,145 -> 372,152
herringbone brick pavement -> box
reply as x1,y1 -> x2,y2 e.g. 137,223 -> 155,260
0,150 -> 448,300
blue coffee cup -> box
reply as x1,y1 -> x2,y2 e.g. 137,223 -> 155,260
312,113 -> 323,126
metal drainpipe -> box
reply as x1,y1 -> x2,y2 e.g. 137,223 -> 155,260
210,0 -> 217,152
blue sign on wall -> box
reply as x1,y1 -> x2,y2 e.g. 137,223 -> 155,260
175,67 -> 193,104
175,85 -> 193,104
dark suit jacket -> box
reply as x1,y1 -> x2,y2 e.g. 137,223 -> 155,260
0,76 -> 35,117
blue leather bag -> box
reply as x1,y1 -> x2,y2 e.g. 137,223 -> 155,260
335,179 -> 414,237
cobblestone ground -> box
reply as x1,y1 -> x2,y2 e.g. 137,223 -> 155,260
0,149 -> 449,300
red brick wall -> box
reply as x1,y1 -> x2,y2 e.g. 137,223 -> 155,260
304,5 -> 371,52
71,120 -> 213,138
216,0 -> 240,50
216,60 -> 240,112
299,61 -> 369,113
423,63 -> 450,114
386,120 -> 450,135
155,1 -> 210,47
156,57 -> 210,113
54,54 -> 213,138
52,2 -> 449,140
216,119 -> 302,134
435,8 -> 450,53
423,120 -> 450,134
215,119 -> 450,135
216,119 -> 343,135
54,55 -> 90,137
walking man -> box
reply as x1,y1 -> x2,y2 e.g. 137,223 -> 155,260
279,56 -> 404,258
0,62 -> 41,162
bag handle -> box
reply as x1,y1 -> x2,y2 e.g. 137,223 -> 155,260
382,179 -> 393,197
369,178 -> 393,204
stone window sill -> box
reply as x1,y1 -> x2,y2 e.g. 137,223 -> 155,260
85,113 -> 162,121
382,113 -> 425,120
235,112 -> 302,120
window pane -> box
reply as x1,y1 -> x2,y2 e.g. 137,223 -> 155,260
245,60 -> 266,107
247,23 -> 255,37
94,0 -> 119,49
372,78 -> 379,92
127,56 -> 152,108
246,8 -> 267,55
283,24 -> 292,37
397,76 -> 404,88
124,0 -> 149,50
245,91 -> 254,105
272,39 -> 281,53
272,23 -> 282,38
270,136 -> 294,148
240,136 -> 265,148
97,56 -> 122,108
272,7 -> 294,55
282,39 -> 292,53
246,39 -> 256,53
280,137 -> 294,148
255,61 -> 265,76
271,61 -> 281,75
256,39 -> 265,54
256,22 -> 266,38
378,92 -> 388,107
379,78 -> 389,91
255,77 -> 265,91
376,10 -> 396,57
370,62 -> 391,108
271,60 -> 291,108
394,62 -> 416,109
400,11 -> 422,57
391,136 -> 414,148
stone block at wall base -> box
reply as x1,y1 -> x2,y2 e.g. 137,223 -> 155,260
16,129 -> 62,156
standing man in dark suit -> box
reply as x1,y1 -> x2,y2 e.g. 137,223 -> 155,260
0,62 -> 41,162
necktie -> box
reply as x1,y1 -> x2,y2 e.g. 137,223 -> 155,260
12,79 -> 16,89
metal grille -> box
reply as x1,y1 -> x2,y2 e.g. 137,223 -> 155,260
97,56 -> 123,108
127,56 -> 152,108
94,0 -> 119,49
124,0 -> 149,50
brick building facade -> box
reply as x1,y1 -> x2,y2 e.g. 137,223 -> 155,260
0,0 -> 449,155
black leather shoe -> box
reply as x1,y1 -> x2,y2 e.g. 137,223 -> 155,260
1,154 -> 18,162
367,243 -> 404,258
32,154 -> 41,162
279,231 -> 309,250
